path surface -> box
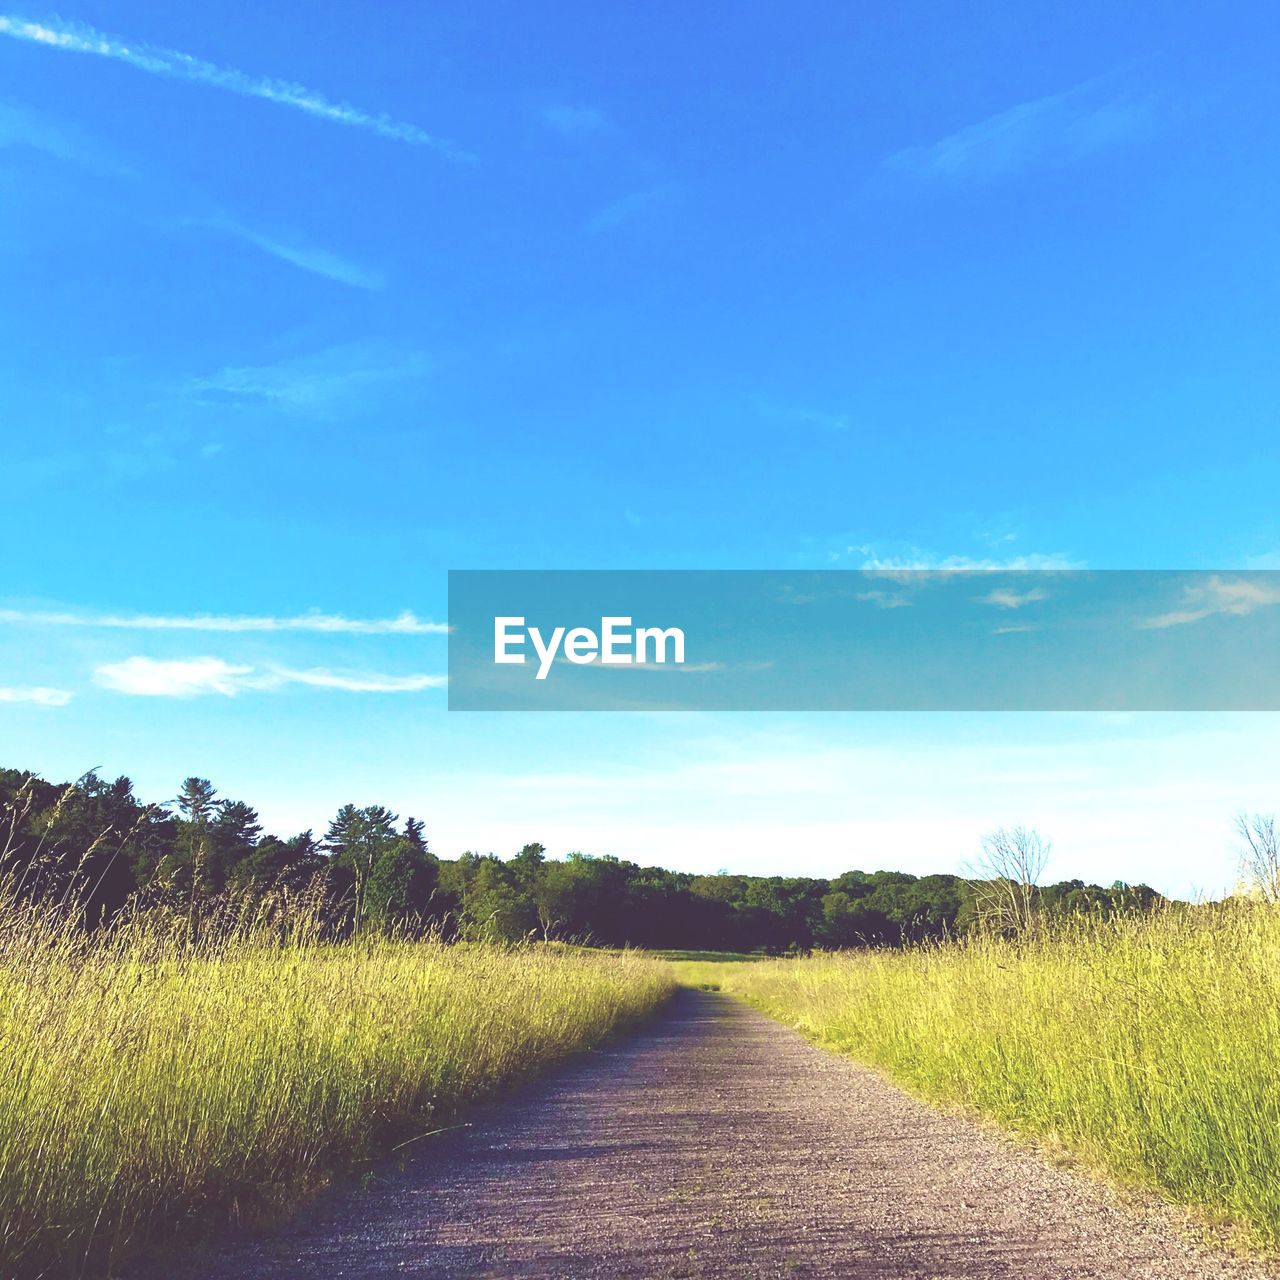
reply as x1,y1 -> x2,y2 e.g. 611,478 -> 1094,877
171,990 -> 1275,1279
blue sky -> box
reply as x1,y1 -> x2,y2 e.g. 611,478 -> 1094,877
2,2 -> 1279,895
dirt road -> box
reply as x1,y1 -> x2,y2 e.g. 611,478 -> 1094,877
173,989 -> 1275,1279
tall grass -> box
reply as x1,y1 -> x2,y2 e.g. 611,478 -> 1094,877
0,901 -> 672,1278
723,903 -> 1280,1247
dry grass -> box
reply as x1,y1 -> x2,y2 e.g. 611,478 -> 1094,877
0,901 -> 672,1277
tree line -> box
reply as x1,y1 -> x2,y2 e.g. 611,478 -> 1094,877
0,766 -> 1166,949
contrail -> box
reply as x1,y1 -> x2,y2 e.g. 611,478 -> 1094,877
0,14 -> 472,160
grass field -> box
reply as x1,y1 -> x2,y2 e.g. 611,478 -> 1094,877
656,949 -> 764,990
0,907 -> 673,1278
722,903 -> 1280,1248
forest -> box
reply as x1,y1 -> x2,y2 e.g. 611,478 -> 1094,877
0,766 -> 1165,950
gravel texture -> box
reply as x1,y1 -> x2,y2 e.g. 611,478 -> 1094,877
156,988 -> 1278,1279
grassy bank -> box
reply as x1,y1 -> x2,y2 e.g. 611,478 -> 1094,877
0,908 -> 672,1278
722,904 -> 1280,1247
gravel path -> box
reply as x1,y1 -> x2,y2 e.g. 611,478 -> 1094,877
166,989 -> 1276,1279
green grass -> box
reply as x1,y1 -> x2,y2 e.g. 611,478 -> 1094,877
648,949 -> 763,963
663,950 -> 766,989
0,905 -> 673,1278
722,903 -> 1280,1248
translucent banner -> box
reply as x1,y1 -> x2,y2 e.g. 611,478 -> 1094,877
447,570 -> 1280,711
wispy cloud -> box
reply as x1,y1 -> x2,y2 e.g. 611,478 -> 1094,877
0,607 -> 447,634
846,546 -> 1083,574
0,98 -> 73,158
0,99 -> 126,174
887,79 -> 1155,182
755,399 -> 850,433
1243,550 -> 1280,570
0,685 -> 72,706
274,667 -> 447,692
94,656 -> 445,697
586,185 -> 679,234
981,587 -> 1049,609
541,104 -> 612,137
5,427 -> 226,488
1141,576 -> 1280,629
185,342 -> 430,415
855,589 -> 912,609
190,217 -> 384,290
4,105 -> 383,287
0,14 -> 471,160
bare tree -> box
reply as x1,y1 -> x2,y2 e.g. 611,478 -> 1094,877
1236,812 -> 1280,902
967,825 -> 1051,935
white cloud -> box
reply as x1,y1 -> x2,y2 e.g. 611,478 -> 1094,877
0,685 -> 72,706
1141,576 -> 1280,629
94,657 -> 445,697
888,80 -> 1155,182
192,218 -> 384,290
95,656 -> 256,697
0,607 -> 447,635
981,587 -> 1049,609
0,14 -> 471,160
541,104 -> 611,137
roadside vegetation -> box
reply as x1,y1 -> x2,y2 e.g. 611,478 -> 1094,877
9,762 -> 1279,1263
723,896 -> 1280,1248
0,900 -> 672,1278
